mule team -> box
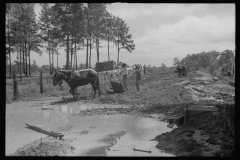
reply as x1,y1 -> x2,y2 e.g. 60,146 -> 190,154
53,63 -> 186,99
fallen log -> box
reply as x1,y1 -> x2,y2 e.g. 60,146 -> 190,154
132,148 -> 151,153
25,123 -> 64,140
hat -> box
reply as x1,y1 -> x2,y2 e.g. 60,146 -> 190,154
122,63 -> 126,67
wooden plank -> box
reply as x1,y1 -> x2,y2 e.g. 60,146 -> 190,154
25,124 -> 64,140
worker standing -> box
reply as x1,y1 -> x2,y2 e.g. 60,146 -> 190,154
133,65 -> 142,92
116,63 -> 129,91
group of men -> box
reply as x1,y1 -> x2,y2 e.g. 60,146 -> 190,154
116,63 -> 146,92
175,63 -> 187,76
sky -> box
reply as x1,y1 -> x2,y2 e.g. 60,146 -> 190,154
11,3 -> 235,68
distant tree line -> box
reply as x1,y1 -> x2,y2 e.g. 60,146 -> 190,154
141,49 -> 235,79
174,49 -> 235,78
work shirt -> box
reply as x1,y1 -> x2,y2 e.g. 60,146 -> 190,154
134,70 -> 142,81
118,68 -> 128,76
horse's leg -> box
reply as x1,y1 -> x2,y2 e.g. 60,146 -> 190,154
71,87 -> 76,99
90,84 -> 94,96
91,83 -> 97,98
74,88 -> 78,98
93,86 -> 97,98
97,79 -> 101,97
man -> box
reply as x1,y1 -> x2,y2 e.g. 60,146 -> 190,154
133,65 -> 142,92
116,63 -> 129,91
143,64 -> 146,74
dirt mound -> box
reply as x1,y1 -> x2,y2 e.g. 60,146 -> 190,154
11,137 -> 75,156
155,104 -> 235,157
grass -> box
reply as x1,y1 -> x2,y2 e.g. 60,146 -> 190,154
6,73 -> 70,104
6,70 -> 155,104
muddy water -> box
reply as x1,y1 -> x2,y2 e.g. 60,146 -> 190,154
6,97 -> 174,156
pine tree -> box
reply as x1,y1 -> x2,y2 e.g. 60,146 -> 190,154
39,3 -> 55,74
112,17 -> 135,65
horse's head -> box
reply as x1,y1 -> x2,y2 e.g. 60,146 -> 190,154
53,69 -> 61,86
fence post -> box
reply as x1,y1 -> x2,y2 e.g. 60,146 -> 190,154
13,71 -> 19,101
40,69 -> 43,94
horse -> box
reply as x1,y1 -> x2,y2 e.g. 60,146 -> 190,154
53,69 -> 101,99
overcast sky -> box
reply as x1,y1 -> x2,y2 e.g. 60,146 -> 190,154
11,3 -> 235,68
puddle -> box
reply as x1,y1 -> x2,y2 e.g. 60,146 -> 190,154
6,97 -> 174,156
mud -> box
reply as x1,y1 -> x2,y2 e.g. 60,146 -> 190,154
6,70 -> 235,157
10,137 -> 75,156
6,101 -> 174,156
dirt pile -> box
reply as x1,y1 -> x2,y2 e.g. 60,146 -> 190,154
154,104 -> 235,157
11,137 -> 75,156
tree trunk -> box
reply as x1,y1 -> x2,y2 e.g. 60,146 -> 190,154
17,48 -> 19,74
75,41 -> 77,70
52,48 -> 54,72
24,42 -> 28,77
49,48 -> 51,74
96,38 -> 99,72
18,6 -> 22,81
108,32 -> 110,70
70,48 -> 73,70
23,44 -> 25,75
48,28 -> 52,75
20,44 -> 22,80
57,47 -> 58,70
66,33 -> 69,70
117,34 -> 120,66
86,39 -> 89,69
8,13 -> 11,79
9,46 -> 11,78
89,32 -> 92,68
28,46 -> 31,76
70,36 -> 73,70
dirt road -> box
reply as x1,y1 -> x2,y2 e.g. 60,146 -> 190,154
7,70 -> 235,156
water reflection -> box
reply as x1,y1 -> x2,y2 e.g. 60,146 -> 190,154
61,105 -> 68,114
42,110 -> 51,120
6,98 -> 174,156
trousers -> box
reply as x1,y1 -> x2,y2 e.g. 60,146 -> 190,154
122,75 -> 129,90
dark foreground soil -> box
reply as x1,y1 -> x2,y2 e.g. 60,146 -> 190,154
9,70 -> 235,157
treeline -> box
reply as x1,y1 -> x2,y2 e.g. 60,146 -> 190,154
174,49 -> 235,78
6,3 -> 135,79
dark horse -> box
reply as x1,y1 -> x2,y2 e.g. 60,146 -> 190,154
53,69 -> 101,99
